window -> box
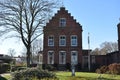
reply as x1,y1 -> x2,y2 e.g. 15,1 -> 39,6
48,36 -> 54,46
59,18 -> 66,27
71,51 -> 78,64
48,51 -> 54,64
71,35 -> 77,46
59,51 -> 66,64
59,35 -> 66,46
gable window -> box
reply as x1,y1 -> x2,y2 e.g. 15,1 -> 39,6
59,35 -> 66,46
59,51 -> 66,64
71,35 -> 77,46
48,51 -> 54,64
48,36 -> 54,46
59,18 -> 66,27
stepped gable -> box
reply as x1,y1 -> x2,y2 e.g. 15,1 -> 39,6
45,7 -> 82,28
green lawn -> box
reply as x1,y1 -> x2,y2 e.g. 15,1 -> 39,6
2,72 -> 120,80
56,72 -> 120,80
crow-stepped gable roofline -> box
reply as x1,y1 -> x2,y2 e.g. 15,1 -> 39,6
45,7 -> 82,27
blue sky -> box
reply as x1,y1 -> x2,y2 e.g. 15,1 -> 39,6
64,0 -> 120,49
0,0 -> 120,55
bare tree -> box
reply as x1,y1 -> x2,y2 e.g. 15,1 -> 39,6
100,41 -> 118,53
0,0 -> 59,67
31,38 -> 42,63
31,38 -> 43,55
7,48 -> 16,57
91,48 -> 100,55
91,41 -> 118,55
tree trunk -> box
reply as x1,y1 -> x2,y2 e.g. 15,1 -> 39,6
26,45 -> 31,67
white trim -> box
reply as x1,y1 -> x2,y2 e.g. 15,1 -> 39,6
71,35 -> 78,46
59,51 -> 66,64
71,51 -> 78,64
48,35 -> 54,46
59,35 -> 66,46
59,18 -> 66,27
48,51 -> 54,64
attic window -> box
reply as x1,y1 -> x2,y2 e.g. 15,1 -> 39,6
59,18 -> 66,27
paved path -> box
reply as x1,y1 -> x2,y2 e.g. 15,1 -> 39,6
1,73 -> 10,77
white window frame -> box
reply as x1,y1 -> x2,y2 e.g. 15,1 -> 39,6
71,51 -> 78,64
59,35 -> 66,46
48,51 -> 54,64
71,35 -> 78,46
59,51 -> 66,64
48,35 -> 54,46
59,18 -> 66,27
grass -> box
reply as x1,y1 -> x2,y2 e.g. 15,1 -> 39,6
56,72 -> 120,80
2,72 -> 120,80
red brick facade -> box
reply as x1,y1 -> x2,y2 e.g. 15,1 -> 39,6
43,7 -> 120,71
43,7 -> 83,69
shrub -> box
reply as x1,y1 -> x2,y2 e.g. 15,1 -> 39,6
53,63 -> 58,70
66,63 -> 71,71
11,67 -> 57,80
91,63 -> 100,72
76,63 -> 81,71
108,63 -> 120,75
0,63 -> 10,74
96,65 -> 108,74
11,66 -> 26,72
96,63 -> 120,75
45,65 -> 56,71
96,69 -> 101,74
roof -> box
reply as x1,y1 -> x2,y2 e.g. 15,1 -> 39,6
45,7 -> 82,29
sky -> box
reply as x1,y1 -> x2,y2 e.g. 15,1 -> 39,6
0,0 -> 120,56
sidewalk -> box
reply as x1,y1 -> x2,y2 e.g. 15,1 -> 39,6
0,73 -> 11,80
1,73 -> 10,77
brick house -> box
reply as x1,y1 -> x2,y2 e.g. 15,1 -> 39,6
43,7 -> 83,70
43,7 -> 120,71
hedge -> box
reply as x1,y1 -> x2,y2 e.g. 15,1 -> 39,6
0,63 -> 10,74
96,63 -> 120,75
11,67 -> 57,80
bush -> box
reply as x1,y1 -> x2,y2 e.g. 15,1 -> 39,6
91,63 -> 100,72
11,66 -> 26,72
108,63 -> 120,75
96,65 -> 108,74
45,65 -> 56,71
0,63 -> 10,74
96,63 -> 120,75
66,63 -> 71,71
11,67 -> 57,80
